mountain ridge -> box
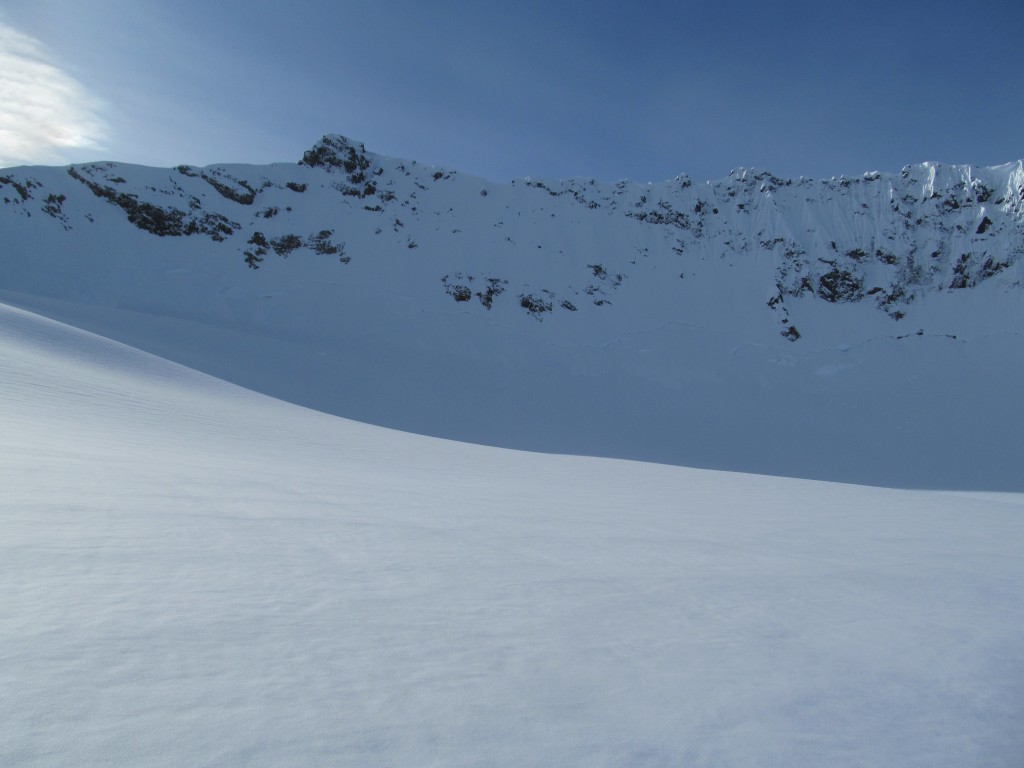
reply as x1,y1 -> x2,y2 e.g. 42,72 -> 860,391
4,134 -> 1022,338
2,135 -> 1022,489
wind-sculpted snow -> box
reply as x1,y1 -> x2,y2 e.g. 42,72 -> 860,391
1,137 -> 1022,488
1,301 -> 1022,767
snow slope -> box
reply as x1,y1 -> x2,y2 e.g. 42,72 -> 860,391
2,137 -> 1023,489
2,300 -> 1022,767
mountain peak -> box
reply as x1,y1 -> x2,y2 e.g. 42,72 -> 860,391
299,134 -> 371,176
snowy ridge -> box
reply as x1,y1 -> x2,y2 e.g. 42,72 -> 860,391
4,135 -> 1023,331
1,137 -> 1023,489
1,299 -> 1022,766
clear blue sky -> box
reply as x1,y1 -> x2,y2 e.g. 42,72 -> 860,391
1,0 -> 1021,182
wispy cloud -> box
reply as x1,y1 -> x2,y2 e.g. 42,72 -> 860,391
0,22 -> 108,167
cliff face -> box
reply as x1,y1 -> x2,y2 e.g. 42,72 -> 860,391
2,136 -> 1022,488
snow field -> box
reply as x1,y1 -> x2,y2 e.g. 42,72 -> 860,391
2,302 -> 1023,766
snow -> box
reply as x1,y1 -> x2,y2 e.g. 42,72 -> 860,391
2,300 -> 1022,767
2,142 -> 1023,489
2,139 -> 1023,763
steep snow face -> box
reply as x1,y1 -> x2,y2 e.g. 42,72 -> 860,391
1,137 -> 1023,489
2,300 -> 1023,767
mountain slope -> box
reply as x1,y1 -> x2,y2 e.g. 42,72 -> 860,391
2,300 -> 1022,767
2,137 -> 1022,489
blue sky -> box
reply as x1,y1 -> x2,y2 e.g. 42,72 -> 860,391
1,0 -> 1021,182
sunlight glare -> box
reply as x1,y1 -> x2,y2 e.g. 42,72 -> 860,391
0,22 -> 108,166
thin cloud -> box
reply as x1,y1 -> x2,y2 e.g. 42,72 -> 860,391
0,23 -> 108,167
